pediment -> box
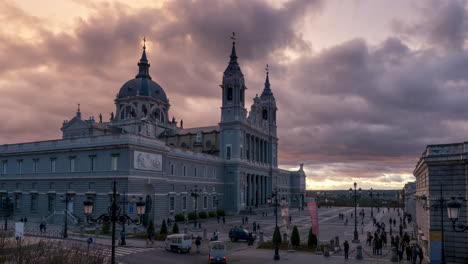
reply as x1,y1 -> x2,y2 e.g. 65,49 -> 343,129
62,117 -> 91,130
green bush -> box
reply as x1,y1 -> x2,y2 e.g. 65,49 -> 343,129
291,226 -> 300,247
199,211 -> 208,219
172,222 -> 179,234
174,214 -> 185,222
216,209 -> 226,217
273,226 -> 282,245
208,211 -> 217,217
188,211 -> 198,221
307,228 -> 317,249
160,219 -> 168,235
102,222 -> 111,235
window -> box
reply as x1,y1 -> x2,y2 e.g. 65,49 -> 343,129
262,109 -> 268,120
2,161 -> 7,174
50,158 -> 56,173
240,146 -> 243,159
69,157 -> 76,172
32,183 -> 37,190
169,197 -> 175,212
48,195 -> 55,212
112,155 -> 119,171
226,146 -> 231,160
194,167 -> 197,177
193,197 -> 197,210
170,164 -> 174,175
212,196 -> 217,208
33,159 -> 39,173
203,196 -> 208,209
183,166 -> 186,176
14,194 -> 21,210
182,196 -> 187,210
30,195 -> 38,212
89,155 -> 96,171
16,160 -> 23,174
227,87 -> 233,101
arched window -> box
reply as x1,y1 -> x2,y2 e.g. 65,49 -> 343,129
227,87 -> 233,101
262,109 -> 268,120
142,105 -> 148,117
205,140 -> 212,149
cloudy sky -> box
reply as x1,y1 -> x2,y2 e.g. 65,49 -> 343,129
2,0 -> 468,190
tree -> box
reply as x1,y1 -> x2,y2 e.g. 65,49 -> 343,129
160,219 -> 168,235
273,226 -> 282,245
172,222 -> 179,234
291,226 -> 300,247
307,227 -> 317,249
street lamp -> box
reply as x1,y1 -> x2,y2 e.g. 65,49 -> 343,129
447,197 -> 467,232
369,188 -> 374,218
267,187 -> 280,261
83,180 -> 145,264
2,192 -> 13,230
59,192 -> 74,239
349,182 -> 362,243
190,185 -> 202,228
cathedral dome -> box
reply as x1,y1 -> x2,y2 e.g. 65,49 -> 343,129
117,43 -> 168,103
117,78 -> 168,102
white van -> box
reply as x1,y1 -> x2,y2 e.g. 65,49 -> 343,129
165,234 -> 192,253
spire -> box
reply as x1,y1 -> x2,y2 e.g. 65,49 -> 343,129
136,37 -> 152,79
261,64 -> 273,97
76,103 -> 81,119
229,32 -> 238,63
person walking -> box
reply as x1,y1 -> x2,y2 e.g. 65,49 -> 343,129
222,216 -> 226,224
406,244 -> 412,261
195,236 -> 201,253
120,230 -> 126,246
418,246 -> 424,264
217,215 -> 220,224
412,245 -> 418,264
343,240 -> 349,259
39,222 -> 44,233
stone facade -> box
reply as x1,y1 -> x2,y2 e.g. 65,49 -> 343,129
0,38 -> 306,226
413,143 -> 468,263
403,181 -> 416,219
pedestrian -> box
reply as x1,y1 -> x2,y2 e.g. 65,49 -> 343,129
406,244 -> 412,261
245,216 -> 248,224
222,216 -> 226,224
343,240 -> 349,259
20,217 -> 24,223
39,222 -> 44,233
345,218 -> 348,225
120,230 -> 126,246
146,229 -> 152,245
217,215 -> 220,223
195,236 -> 201,253
418,246 -> 424,264
257,223 -> 261,230
412,245 -> 418,264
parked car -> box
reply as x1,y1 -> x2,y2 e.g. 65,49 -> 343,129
208,241 -> 227,263
228,227 -> 255,242
165,234 -> 192,253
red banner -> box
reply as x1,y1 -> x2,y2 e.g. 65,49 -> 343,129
307,201 -> 319,236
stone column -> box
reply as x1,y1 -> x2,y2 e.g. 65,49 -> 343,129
260,176 -> 264,205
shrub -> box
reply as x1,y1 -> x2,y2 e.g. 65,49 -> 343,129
273,226 -> 282,245
174,214 -> 185,222
307,228 -> 317,249
208,211 -> 217,218
172,222 -> 179,234
199,211 -> 208,219
291,226 -> 300,247
160,219 -> 168,235
188,211 -> 198,221
102,222 -> 111,235
216,209 -> 226,217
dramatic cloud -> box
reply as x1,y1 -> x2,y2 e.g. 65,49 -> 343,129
3,0 -> 468,189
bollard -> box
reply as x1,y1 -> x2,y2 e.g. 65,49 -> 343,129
335,236 -> 340,250
390,246 -> 398,262
80,225 -> 84,238
324,244 -> 330,257
184,227 -> 188,234
203,228 -> 207,240
95,227 -> 100,238
259,232 -> 264,243
356,245 -> 363,260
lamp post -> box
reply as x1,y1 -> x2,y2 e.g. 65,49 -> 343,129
83,180 -> 145,264
60,192 -> 74,239
267,188 -> 280,260
190,185 -> 202,228
447,196 -> 467,232
349,182 -> 361,243
369,188 -> 374,218
2,192 -> 13,230
420,185 -> 450,264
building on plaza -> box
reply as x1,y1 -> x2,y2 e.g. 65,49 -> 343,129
403,181 -> 416,219
0,37 -> 306,226
413,143 -> 468,263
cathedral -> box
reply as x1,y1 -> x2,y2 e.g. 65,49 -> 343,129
0,36 -> 306,225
